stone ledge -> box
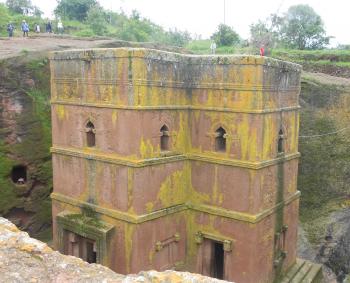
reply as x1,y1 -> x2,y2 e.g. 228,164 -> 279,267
51,191 -> 300,224
51,100 -> 301,114
0,217 -> 230,283
50,145 -> 301,169
49,48 -> 302,72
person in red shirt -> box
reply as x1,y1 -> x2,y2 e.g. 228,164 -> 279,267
260,46 -> 265,56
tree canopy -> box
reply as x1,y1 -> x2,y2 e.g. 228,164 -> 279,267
279,4 -> 330,50
6,0 -> 31,14
86,5 -> 107,35
55,0 -> 97,21
249,5 -> 330,50
0,3 -> 11,29
211,24 -> 240,47
249,20 -> 275,49
6,0 -> 42,16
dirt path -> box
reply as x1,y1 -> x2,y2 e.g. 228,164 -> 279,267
0,35 -> 115,59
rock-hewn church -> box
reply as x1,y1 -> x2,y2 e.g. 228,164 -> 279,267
50,48 -> 321,282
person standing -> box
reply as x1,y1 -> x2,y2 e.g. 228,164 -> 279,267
210,41 -> 217,54
7,22 -> 14,37
35,23 -> 40,33
46,21 -> 52,33
260,45 -> 265,56
21,20 -> 29,37
57,20 -> 64,34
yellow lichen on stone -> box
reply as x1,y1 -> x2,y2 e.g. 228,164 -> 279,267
140,137 -> 156,159
111,110 -> 118,125
56,105 -> 66,120
124,223 -> 135,273
145,202 -> 155,213
173,112 -> 190,152
157,169 -> 187,208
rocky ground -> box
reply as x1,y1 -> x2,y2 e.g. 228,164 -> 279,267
298,208 -> 350,283
0,217 -> 227,283
0,35 -> 115,59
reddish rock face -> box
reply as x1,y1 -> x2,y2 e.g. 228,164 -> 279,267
0,217 -> 231,283
50,48 -> 302,283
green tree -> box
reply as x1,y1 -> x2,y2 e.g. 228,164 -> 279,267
6,0 -> 32,15
164,29 -> 191,47
279,5 -> 330,50
31,6 -> 43,17
86,5 -> 107,35
249,13 -> 287,50
249,20 -> 275,49
0,3 -> 11,35
54,0 -> 97,21
211,24 -> 240,46
117,10 -> 157,42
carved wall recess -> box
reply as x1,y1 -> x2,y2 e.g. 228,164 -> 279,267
155,233 -> 181,252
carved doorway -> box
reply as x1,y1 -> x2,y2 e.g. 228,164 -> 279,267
65,231 -> 97,263
202,239 -> 225,280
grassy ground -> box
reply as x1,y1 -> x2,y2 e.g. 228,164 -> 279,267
186,40 -> 258,55
186,40 -> 350,77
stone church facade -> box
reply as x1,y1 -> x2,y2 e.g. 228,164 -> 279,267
50,48 -> 320,282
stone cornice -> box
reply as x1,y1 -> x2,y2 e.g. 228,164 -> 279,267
52,77 -> 301,93
51,100 -> 301,114
50,146 -> 300,169
49,48 -> 302,72
51,191 -> 300,225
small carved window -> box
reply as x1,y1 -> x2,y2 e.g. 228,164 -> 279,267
278,129 -> 284,153
215,127 -> 226,152
11,165 -> 27,184
160,125 -> 170,151
86,121 -> 96,147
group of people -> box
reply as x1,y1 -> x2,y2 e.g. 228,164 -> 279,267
6,20 -> 64,38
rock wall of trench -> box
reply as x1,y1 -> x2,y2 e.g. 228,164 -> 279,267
298,75 -> 350,282
0,56 -> 52,240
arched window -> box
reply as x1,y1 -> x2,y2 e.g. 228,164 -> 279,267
11,165 -> 27,184
215,127 -> 226,152
160,125 -> 170,151
86,121 -> 96,147
278,129 -> 284,153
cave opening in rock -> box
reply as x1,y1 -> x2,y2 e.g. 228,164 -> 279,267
11,165 -> 27,184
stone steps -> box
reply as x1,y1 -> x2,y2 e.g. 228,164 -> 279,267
281,258 -> 323,283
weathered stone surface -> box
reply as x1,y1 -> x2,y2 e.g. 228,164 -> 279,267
0,217 -> 229,283
50,48 -> 302,283
0,57 -> 53,240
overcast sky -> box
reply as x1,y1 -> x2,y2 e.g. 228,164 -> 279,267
3,0 -> 349,45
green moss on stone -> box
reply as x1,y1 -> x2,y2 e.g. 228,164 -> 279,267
0,57 -> 52,237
